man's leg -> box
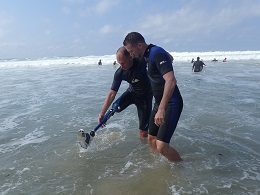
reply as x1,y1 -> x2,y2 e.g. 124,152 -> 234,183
112,91 -> 134,113
148,134 -> 157,152
148,134 -> 181,161
136,94 -> 152,139
148,97 -> 183,161
139,129 -> 148,138
115,92 -> 149,139
156,140 -> 182,162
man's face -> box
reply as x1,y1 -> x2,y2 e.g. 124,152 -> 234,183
117,55 -> 132,70
124,43 -> 143,59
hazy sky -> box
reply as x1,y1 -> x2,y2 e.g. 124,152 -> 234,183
1,0 -> 260,58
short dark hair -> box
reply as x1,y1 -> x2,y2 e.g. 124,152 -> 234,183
123,32 -> 145,46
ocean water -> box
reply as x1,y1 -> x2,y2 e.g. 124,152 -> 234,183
0,51 -> 259,195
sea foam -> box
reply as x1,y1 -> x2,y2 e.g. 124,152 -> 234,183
1,50 -> 260,68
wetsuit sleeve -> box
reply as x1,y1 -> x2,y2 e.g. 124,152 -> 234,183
153,53 -> 173,75
111,69 -> 122,92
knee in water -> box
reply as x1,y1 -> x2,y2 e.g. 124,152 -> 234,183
112,103 -> 121,112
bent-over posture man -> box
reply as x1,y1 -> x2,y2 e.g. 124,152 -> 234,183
98,47 -> 153,138
123,32 -> 183,161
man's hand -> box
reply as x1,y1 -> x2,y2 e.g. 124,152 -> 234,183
98,114 -> 106,128
154,109 -> 165,127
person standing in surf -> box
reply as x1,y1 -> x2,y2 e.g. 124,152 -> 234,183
192,56 -> 206,72
123,32 -> 183,162
98,47 -> 153,138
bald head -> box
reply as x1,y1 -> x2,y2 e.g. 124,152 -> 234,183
116,46 -> 133,70
116,47 -> 131,58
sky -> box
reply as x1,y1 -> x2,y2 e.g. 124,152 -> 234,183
1,0 -> 260,59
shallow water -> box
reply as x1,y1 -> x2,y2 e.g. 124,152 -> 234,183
0,60 -> 259,195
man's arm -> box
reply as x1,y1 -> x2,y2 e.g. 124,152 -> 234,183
154,71 -> 176,126
98,90 -> 117,123
192,62 -> 195,71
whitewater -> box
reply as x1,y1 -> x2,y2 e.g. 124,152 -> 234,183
1,50 -> 260,67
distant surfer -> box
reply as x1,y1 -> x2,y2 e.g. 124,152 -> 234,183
192,57 -> 206,72
113,61 -> 117,66
98,59 -> 102,65
223,58 -> 227,62
191,58 -> 194,63
211,58 -> 218,62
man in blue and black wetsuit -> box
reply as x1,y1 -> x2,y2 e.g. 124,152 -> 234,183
123,32 -> 183,162
98,47 -> 153,138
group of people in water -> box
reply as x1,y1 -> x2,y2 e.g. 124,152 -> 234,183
211,58 -> 227,62
191,57 -> 227,63
191,57 -> 227,72
99,57 -> 227,68
98,59 -> 117,66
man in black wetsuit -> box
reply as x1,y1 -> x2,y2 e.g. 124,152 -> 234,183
98,47 -> 153,138
123,32 -> 183,162
192,56 -> 206,72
